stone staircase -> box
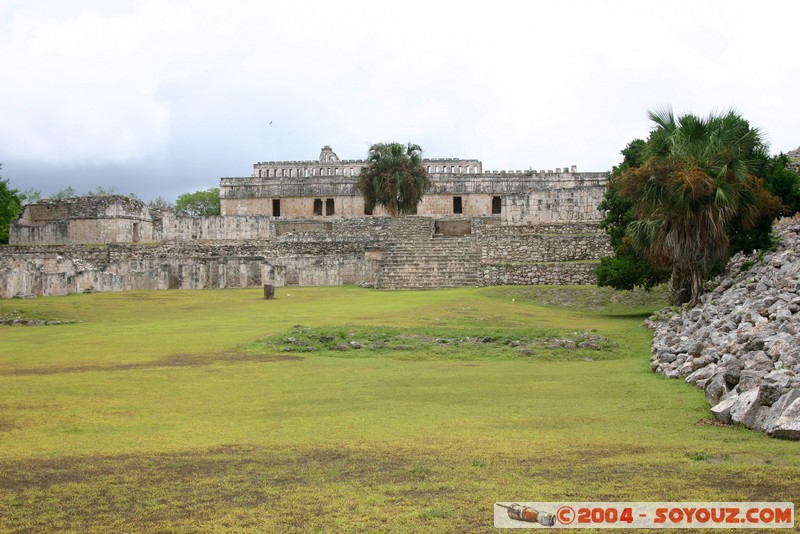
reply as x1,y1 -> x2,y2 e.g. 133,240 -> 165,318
376,217 -> 482,289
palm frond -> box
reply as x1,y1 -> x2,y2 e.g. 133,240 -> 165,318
356,142 -> 430,216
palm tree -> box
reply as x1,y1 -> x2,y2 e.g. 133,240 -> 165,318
618,108 -> 778,306
356,142 -> 430,216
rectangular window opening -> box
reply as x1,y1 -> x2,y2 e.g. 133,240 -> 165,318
325,198 -> 335,216
272,198 -> 281,217
492,196 -> 502,214
453,196 -> 463,214
313,198 -> 323,216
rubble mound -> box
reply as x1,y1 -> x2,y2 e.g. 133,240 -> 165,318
648,216 -> 800,440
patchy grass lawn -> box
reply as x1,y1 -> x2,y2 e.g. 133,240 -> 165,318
0,286 -> 797,533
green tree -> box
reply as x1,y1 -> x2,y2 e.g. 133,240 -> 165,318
86,185 -> 117,196
176,188 -> 220,216
356,142 -> 430,216
599,135 -> 800,294
0,165 -> 24,244
617,108 -> 779,306
49,186 -> 76,200
596,139 -> 668,291
761,153 -> 800,215
20,189 -> 42,205
148,196 -> 175,210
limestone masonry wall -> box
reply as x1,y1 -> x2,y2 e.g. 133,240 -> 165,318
482,262 -> 600,286
1,216 -> 611,298
11,196 -> 154,245
0,243 -> 285,298
219,171 -> 607,223
4,146 -> 613,297
153,213 -> 274,241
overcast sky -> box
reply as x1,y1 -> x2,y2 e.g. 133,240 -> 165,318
1,0 -> 798,202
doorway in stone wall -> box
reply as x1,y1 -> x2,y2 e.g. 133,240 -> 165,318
492,196 -> 502,214
453,196 -> 463,214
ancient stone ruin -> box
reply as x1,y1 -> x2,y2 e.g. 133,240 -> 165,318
786,145 -> 800,174
649,216 -> 800,440
2,147 -> 611,298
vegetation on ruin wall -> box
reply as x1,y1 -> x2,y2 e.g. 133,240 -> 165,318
0,191 -> 21,244
597,109 -> 800,306
1,286 -> 798,532
175,187 -> 221,216
356,142 -> 430,216
0,173 -> 41,243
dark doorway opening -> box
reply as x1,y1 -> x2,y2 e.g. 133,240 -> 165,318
492,196 -> 501,214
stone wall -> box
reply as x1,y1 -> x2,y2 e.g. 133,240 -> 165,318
219,172 -> 607,222
154,213 -> 274,241
0,243 -> 285,298
479,223 -> 611,263
474,222 -> 610,286
223,145 -> 604,222
482,262 -> 600,286
250,145 -> 483,179
1,217 -> 611,298
11,196 -> 154,245
0,216 -> 394,298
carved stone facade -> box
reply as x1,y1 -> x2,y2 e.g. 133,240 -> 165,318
11,196 -> 153,245
3,146 -> 612,298
222,146 -> 603,223
251,145 -> 482,180
1,217 -> 612,298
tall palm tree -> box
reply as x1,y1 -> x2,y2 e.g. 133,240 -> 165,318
356,142 -> 430,216
618,108 -> 778,306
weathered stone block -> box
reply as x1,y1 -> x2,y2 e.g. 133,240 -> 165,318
729,387 -> 766,428
769,396 -> 800,440
710,395 -> 739,425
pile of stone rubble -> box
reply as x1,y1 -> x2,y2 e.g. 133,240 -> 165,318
0,316 -> 66,326
648,216 -> 800,440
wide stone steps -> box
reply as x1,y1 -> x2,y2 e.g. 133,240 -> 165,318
376,235 -> 481,290
385,217 -> 435,239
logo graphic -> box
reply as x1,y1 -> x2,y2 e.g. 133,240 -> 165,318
496,503 -> 556,526
494,502 -> 794,529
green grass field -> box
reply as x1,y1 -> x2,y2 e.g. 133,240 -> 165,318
1,286 -> 797,532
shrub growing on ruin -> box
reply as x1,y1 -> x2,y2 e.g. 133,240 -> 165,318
356,142 -> 430,216
0,165 -> 23,244
176,188 -> 220,216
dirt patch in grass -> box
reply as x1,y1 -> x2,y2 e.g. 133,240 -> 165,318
157,352 -> 303,367
701,474 -> 796,502
2,444 -> 796,532
0,418 -> 17,432
695,418 -> 731,428
0,353 -> 303,376
0,445 -> 417,532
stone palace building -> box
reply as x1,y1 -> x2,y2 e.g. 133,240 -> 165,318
3,146 -> 612,298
